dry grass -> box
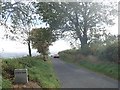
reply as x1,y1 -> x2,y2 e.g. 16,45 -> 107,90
12,81 -> 41,89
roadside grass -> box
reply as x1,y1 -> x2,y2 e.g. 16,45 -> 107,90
2,56 -> 60,88
2,78 -> 12,88
78,60 -> 118,79
59,52 -> 119,80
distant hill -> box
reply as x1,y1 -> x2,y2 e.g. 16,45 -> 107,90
0,52 -> 39,58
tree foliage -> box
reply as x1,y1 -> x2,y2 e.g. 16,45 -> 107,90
1,2 -> 37,56
97,41 -> 118,63
30,28 -> 56,61
35,2 -> 117,51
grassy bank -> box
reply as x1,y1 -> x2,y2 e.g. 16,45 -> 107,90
59,50 -> 119,80
2,56 -> 60,88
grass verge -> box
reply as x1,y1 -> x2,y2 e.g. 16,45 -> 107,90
59,52 -> 119,80
2,56 -> 60,88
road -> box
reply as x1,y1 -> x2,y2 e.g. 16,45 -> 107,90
51,58 -> 118,88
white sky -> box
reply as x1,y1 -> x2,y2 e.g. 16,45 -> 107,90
0,38 -> 71,54
49,39 -> 71,54
0,25 -> 71,54
106,17 -> 118,35
0,21 -> 72,55
0,2 -> 118,55
0,21 -> 118,55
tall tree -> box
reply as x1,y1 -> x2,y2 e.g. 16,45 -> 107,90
30,28 -> 56,61
1,2 -> 37,56
35,2 -> 117,51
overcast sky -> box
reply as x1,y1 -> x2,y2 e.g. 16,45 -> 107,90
0,20 -> 117,55
0,3 -> 118,57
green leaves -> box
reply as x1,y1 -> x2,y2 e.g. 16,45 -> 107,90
30,28 -> 56,60
31,28 -> 56,45
35,2 -> 117,48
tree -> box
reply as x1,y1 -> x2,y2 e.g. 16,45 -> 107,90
103,33 -> 118,45
12,3 -> 35,57
35,2 -> 117,51
1,2 -> 37,56
89,32 -> 118,56
30,28 -> 56,61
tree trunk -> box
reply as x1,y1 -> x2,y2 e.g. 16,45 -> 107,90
80,35 -> 88,49
74,11 -> 88,49
81,25 -> 88,49
28,40 -> 32,57
42,54 -> 47,61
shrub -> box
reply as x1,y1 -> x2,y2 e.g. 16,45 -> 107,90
2,78 -> 12,88
2,59 -> 24,80
98,42 -> 118,63
80,45 -> 92,55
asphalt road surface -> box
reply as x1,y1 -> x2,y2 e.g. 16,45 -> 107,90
51,58 -> 118,88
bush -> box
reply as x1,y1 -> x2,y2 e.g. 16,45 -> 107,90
98,42 -> 118,63
80,45 -> 92,55
2,59 -> 24,79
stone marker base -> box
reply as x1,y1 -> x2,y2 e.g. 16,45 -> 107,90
14,69 -> 28,84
